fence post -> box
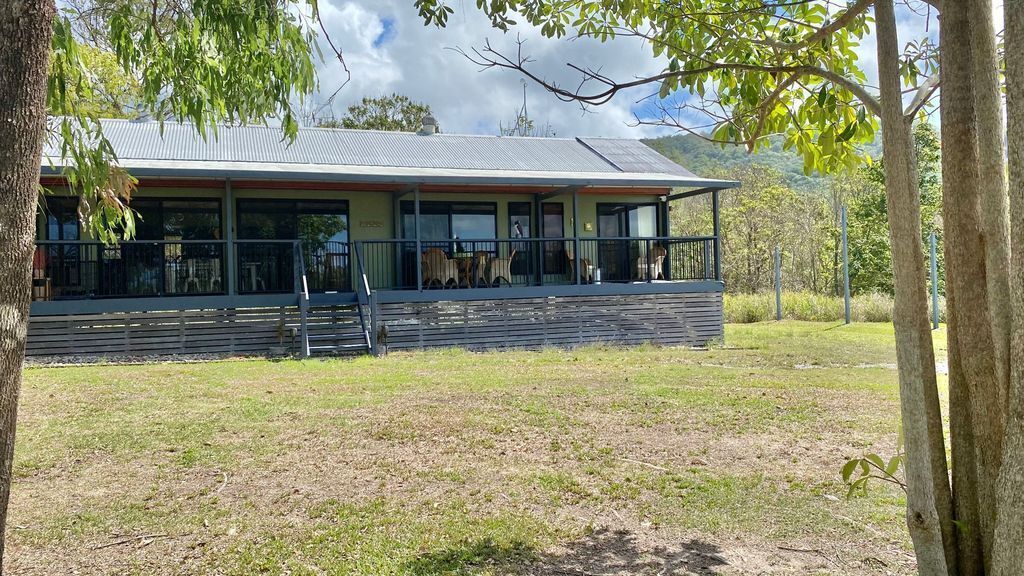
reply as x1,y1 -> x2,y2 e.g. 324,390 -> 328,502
930,230 -> 939,330
841,206 -> 851,325
774,246 -> 782,321
414,187 -> 423,291
225,178 -> 237,295
712,189 -> 722,281
368,290 -> 379,356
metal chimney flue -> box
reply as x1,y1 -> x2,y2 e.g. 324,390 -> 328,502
418,115 -> 438,135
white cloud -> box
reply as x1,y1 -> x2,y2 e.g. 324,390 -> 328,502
311,0 -> 670,138
309,1 -> 1005,138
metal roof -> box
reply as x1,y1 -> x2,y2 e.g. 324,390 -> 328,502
41,119 -> 738,190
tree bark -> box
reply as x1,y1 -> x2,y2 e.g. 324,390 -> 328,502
992,0 -> 1024,571
969,0 -> 1013,423
875,2 -> 956,573
0,0 -> 56,570
950,319 -> 984,575
941,2 -> 1006,570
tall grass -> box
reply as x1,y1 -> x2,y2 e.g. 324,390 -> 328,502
725,291 -> 946,323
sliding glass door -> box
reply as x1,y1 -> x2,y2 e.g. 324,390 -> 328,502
236,200 -> 349,293
597,203 -> 659,282
399,201 -> 498,286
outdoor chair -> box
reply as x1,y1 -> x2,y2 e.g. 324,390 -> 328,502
472,251 -> 490,286
564,241 -> 593,283
487,248 -> 516,287
423,247 -> 458,288
637,245 -> 667,280
32,248 -> 51,301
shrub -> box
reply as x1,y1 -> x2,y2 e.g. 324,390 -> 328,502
724,291 -> 946,323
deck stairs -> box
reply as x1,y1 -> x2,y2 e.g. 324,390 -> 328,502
295,243 -> 373,357
303,303 -> 372,355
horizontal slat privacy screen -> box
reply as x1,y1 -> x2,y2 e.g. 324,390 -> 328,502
375,292 -> 722,351
26,292 -> 722,357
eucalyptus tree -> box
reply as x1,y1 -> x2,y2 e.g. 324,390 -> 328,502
319,93 -> 436,132
996,0 -> 1024,569
0,0 -> 329,567
412,0 -> 1020,571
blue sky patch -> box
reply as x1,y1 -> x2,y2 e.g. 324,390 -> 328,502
373,17 -> 397,48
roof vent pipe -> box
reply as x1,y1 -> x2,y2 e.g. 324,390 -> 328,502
418,115 -> 438,136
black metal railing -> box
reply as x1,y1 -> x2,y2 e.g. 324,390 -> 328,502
33,240 -> 226,300
235,240 -> 350,294
32,236 -> 716,299
576,236 -> 716,283
354,236 -> 718,291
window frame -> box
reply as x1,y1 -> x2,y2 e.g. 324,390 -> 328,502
236,199 -> 350,242
399,201 -> 499,240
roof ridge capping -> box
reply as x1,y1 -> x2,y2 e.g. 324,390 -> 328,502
94,116 -> 595,141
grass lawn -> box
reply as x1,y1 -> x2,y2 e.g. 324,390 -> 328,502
4,322 -> 947,575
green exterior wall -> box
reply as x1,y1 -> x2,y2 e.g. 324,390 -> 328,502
39,184 -> 666,242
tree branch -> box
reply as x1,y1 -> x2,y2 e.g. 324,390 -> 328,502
750,73 -> 802,150
757,0 -> 875,52
459,39 -> 883,117
904,73 -> 940,118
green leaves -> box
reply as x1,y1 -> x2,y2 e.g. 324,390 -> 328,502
841,450 -> 906,498
49,0 -> 323,244
325,93 -> 435,132
411,0 -> 927,179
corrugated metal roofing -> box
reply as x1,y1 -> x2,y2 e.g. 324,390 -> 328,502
41,119 -> 738,190
577,137 -> 698,178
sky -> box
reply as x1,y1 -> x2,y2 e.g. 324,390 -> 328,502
308,1 -> 993,140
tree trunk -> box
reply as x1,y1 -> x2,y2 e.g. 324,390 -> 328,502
954,5 -> 1007,573
950,320 -> 984,575
0,0 -> 56,570
969,0 -> 1013,422
875,2 -> 956,573
993,1 -> 1024,571
941,2 -> 1006,570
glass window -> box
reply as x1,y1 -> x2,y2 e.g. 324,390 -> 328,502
402,212 -> 450,241
41,197 -> 80,240
235,200 -> 350,295
236,200 -> 348,243
163,200 -> 221,240
541,203 -> 564,275
509,202 -> 531,238
597,203 -> 661,282
122,199 -> 223,240
542,203 -> 563,238
132,200 -> 164,240
400,202 -> 497,241
452,214 -> 496,240
509,202 -> 533,276
598,203 -> 658,237
237,200 -> 297,239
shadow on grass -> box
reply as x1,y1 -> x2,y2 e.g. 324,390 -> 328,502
400,538 -> 533,574
400,528 -> 727,575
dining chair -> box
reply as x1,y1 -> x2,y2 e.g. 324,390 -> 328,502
637,245 -> 667,280
564,241 -> 593,283
423,247 -> 458,288
487,249 -> 516,287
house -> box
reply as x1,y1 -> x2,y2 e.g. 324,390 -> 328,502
30,117 -> 738,357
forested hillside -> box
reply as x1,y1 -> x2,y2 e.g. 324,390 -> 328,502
650,126 -> 940,297
642,133 -> 883,191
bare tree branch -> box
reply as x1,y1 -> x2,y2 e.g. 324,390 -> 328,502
904,73 -> 941,118
459,38 -> 883,117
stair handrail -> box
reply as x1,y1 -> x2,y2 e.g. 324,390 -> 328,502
352,242 -> 373,350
